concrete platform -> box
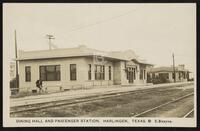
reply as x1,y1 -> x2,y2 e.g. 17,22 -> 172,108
10,82 -> 194,107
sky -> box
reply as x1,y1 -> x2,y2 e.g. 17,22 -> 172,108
3,3 -> 196,76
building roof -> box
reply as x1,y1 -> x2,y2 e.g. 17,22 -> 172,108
17,45 -> 152,65
148,66 -> 189,73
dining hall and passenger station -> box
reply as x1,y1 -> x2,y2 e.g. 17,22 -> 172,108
16,45 -> 153,92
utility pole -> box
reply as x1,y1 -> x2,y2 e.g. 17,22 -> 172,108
172,53 -> 176,83
15,30 -> 19,91
46,34 -> 55,50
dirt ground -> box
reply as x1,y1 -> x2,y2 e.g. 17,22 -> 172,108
11,86 -> 194,117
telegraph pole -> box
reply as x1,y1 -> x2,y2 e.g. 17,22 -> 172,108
46,34 -> 55,50
15,30 -> 19,90
172,53 -> 176,83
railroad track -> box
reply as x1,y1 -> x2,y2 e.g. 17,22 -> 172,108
10,87 -> 189,114
183,109 -> 194,118
132,93 -> 194,117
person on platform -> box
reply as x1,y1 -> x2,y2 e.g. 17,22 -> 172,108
36,79 -> 43,93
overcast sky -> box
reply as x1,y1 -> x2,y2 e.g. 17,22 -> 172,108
3,3 -> 196,75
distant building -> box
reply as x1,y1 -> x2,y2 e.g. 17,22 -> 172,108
9,62 -> 16,80
16,45 -> 152,93
147,64 -> 190,84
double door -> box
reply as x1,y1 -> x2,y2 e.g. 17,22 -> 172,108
128,71 -> 134,83
127,68 -> 135,83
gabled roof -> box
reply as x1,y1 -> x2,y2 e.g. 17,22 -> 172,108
108,50 -> 138,60
17,45 -> 151,65
17,45 -> 106,60
132,58 -> 153,66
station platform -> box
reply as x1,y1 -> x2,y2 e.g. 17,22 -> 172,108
10,82 -> 193,107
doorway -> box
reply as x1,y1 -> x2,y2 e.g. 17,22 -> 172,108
128,71 -> 133,83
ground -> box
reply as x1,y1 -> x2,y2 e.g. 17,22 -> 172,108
11,84 -> 194,117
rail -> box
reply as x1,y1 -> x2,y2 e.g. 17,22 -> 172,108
183,109 -> 194,118
10,86 -> 186,114
132,93 -> 194,117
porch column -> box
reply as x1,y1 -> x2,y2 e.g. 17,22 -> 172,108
91,64 -> 95,81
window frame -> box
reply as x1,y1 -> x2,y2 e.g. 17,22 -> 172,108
94,65 -> 105,80
109,66 -> 112,80
140,69 -> 143,80
88,64 -> 92,80
70,64 -> 77,81
39,65 -> 60,81
25,66 -> 31,82
172,72 -> 175,79
143,69 -> 146,79
133,68 -> 136,80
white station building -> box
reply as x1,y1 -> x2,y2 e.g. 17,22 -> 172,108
17,45 -> 152,93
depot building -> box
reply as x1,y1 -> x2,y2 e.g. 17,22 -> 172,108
17,45 -> 152,93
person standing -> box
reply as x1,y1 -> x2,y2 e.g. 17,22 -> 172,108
36,79 -> 44,93
39,79 -> 43,92
36,79 -> 41,93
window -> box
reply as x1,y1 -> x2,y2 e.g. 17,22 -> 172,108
140,69 -> 143,80
167,73 -> 169,79
172,73 -> 175,79
109,66 -> 111,80
143,70 -> 146,79
126,69 -> 129,79
152,73 -> 155,79
95,65 -> 105,80
88,64 -> 91,80
127,67 -> 135,80
133,68 -> 136,80
40,65 -> 60,81
159,73 -> 169,79
25,66 -> 31,82
70,64 -> 76,80
102,66 -> 105,80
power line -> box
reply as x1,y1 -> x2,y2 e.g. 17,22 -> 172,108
54,9 -> 137,47
175,55 -> 194,58
69,9 -> 136,33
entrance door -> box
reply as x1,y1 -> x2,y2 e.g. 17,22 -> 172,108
128,71 -> 133,83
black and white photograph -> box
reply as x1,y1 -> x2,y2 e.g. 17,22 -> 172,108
3,3 -> 196,127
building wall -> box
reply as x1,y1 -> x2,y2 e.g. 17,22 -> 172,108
120,61 -> 129,85
168,72 -> 173,82
148,71 -> 188,84
113,61 -> 148,85
113,61 -> 129,85
113,61 -> 121,85
134,64 -> 147,84
83,57 -> 114,86
169,72 -> 188,83
19,57 -> 149,93
19,57 -> 87,92
19,56 -> 115,92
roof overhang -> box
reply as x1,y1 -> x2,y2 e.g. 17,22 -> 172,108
149,70 -> 190,73
16,54 -> 128,61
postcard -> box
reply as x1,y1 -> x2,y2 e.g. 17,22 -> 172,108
3,3 -> 196,127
